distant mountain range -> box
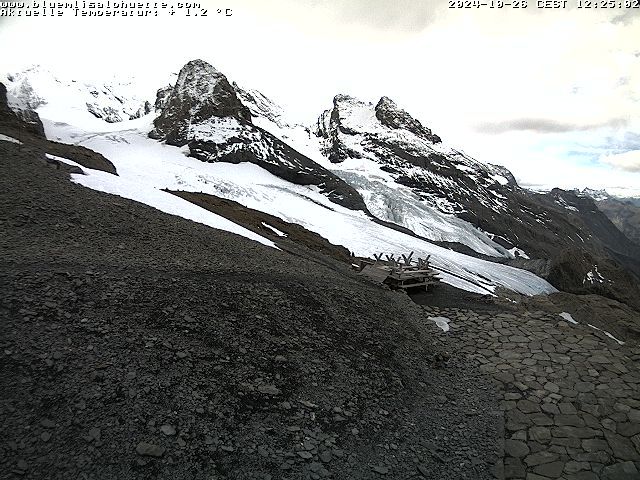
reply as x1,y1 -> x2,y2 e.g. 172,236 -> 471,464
581,189 -> 640,248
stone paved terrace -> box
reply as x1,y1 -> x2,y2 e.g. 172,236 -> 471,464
421,305 -> 640,480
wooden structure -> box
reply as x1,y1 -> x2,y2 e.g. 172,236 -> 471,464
353,252 -> 440,292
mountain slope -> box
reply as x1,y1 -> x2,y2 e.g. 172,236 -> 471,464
546,188 -> 640,275
0,129 -> 504,480
48,113 -> 555,295
3,70 -> 640,480
526,188 -> 640,309
5,62 -> 558,296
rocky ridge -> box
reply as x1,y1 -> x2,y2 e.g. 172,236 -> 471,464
149,60 -> 367,212
374,96 -> 442,144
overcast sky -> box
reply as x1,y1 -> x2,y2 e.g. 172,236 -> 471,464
1,0 -> 639,195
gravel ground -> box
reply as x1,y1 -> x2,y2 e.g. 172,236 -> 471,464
0,140 -> 503,479
419,304 -> 640,479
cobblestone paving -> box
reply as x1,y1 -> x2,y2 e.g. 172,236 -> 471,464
421,305 -> 640,480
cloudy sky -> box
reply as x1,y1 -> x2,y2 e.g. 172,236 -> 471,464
1,0 -> 639,195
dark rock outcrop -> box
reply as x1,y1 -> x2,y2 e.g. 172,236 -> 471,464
0,82 -> 45,138
129,100 -> 152,120
154,86 -> 173,111
150,59 -> 251,145
86,103 -> 123,123
316,95 -> 366,163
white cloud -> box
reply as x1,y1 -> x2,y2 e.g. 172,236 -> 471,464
601,150 -> 640,173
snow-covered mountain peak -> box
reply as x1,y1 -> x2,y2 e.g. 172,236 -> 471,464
315,92 -> 453,166
150,59 -> 251,146
4,66 -> 48,110
580,187 -> 611,202
308,92 -> 581,260
3,65 -> 152,128
326,94 -> 380,136
318,93 -> 442,142
146,60 -> 367,212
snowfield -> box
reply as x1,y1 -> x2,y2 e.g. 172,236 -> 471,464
42,114 -> 556,296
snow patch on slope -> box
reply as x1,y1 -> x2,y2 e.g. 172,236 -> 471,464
559,312 -> 578,325
262,222 -> 287,237
0,134 -> 22,144
583,265 -> 605,285
45,153 -> 277,249
587,324 -> 624,345
428,316 -> 451,333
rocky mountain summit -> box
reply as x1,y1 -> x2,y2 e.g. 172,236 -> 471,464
374,96 -> 442,144
149,60 -> 366,212
150,59 -> 252,144
315,93 -> 516,215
